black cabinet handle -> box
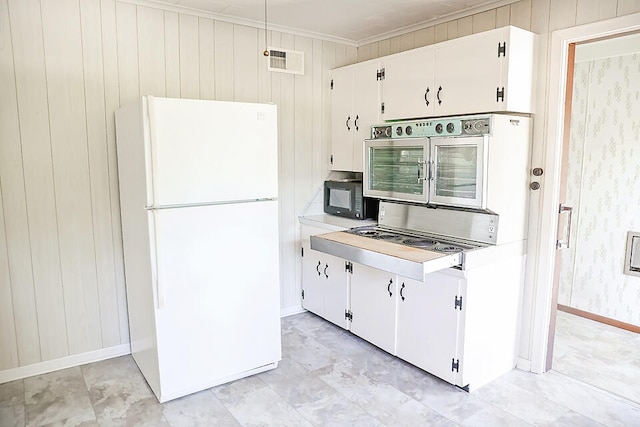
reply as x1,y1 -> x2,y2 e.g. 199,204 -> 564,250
346,116 -> 351,131
437,86 -> 442,106
355,115 -> 359,131
387,279 -> 393,297
424,87 -> 430,106
400,282 -> 406,301
324,264 -> 329,278
316,261 -> 321,276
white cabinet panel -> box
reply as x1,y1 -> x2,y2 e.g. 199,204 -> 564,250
330,61 -> 380,172
301,246 -> 350,329
350,263 -> 397,354
396,272 -> 464,386
382,48 -> 435,120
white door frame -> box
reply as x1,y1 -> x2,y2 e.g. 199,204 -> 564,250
528,12 -> 640,374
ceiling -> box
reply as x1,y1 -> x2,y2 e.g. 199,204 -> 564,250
148,0 -> 516,44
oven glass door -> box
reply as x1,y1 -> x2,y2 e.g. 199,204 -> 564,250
429,136 -> 486,208
364,138 -> 429,203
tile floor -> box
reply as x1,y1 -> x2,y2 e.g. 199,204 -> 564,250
1,311 -> 639,426
552,309 -> 640,405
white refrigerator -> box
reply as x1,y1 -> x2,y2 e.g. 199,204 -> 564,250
115,96 -> 281,403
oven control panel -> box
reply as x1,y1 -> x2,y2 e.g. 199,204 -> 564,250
370,116 -> 491,139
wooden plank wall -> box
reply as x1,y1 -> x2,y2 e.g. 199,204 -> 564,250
1,0 -> 639,375
0,0 -> 355,373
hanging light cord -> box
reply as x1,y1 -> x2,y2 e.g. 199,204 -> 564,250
263,0 -> 269,56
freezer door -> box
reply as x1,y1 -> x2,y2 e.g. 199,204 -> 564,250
150,200 -> 281,400
146,97 -> 278,207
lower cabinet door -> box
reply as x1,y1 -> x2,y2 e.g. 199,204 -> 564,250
301,244 -> 324,317
396,272 -> 463,385
302,246 -> 350,330
349,263 -> 397,354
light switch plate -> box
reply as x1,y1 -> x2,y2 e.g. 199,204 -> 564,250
624,231 -> 640,277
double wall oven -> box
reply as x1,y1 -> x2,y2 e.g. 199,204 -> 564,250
364,116 -> 489,208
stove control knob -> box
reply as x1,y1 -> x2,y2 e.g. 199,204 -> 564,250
396,126 -> 403,136
405,126 -> 413,135
384,127 -> 392,137
446,122 -> 455,133
435,123 -> 443,134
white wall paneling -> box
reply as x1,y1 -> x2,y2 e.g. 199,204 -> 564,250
0,0 -> 25,370
0,0 -> 346,379
7,0 -> 65,365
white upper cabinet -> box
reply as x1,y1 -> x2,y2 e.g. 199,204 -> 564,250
330,61 -> 380,172
381,48 -> 436,120
331,27 -> 536,171
432,26 -> 535,116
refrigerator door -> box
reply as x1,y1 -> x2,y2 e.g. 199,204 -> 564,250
146,97 -> 278,207
149,200 -> 281,402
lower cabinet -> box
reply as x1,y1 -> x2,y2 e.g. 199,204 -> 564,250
301,240 -> 350,330
349,263 -> 397,354
395,272 -> 465,385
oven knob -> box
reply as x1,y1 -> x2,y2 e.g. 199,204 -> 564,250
405,126 -> 412,135
446,122 -> 455,133
435,123 -> 443,134
396,126 -> 403,136
384,127 -> 392,137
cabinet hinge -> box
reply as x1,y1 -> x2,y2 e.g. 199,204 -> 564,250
330,79 -> 334,90
376,68 -> 385,81
498,41 -> 506,57
345,261 -> 353,274
330,154 -> 334,165
381,102 -> 385,115
496,87 -> 505,102
301,289 -> 305,300
345,309 -> 353,321
454,295 -> 463,310
452,358 -> 460,372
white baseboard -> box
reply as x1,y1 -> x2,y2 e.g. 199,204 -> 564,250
516,357 -> 531,372
280,305 -> 306,317
0,344 -> 131,384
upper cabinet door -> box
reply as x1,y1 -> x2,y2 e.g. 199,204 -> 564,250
351,61 -> 381,172
382,48 -> 436,121
433,28 -> 505,116
330,67 -> 355,171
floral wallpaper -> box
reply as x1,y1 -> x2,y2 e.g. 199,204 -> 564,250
558,51 -> 640,326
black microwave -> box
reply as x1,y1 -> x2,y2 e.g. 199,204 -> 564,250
324,180 -> 378,220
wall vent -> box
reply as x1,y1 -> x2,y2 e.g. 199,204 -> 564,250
267,47 -> 304,75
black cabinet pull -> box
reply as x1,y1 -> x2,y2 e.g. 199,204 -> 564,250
437,86 -> 442,106
324,264 -> 329,278
424,87 -> 430,106
354,115 -> 359,131
346,116 -> 351,131
316,261 -> 321,276
400,282 -> 406,301
387,279 -> 393,297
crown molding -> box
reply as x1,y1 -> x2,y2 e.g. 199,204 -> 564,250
117,0 -> 359,46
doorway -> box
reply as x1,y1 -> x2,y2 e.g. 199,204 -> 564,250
551,31 -> 640,404
528,12 -> 640,376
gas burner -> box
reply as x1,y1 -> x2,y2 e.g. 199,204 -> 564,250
402,238 -> 438,248
433,244 -> 463,253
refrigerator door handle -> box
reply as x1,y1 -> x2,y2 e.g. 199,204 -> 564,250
148,209 -> 164,309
